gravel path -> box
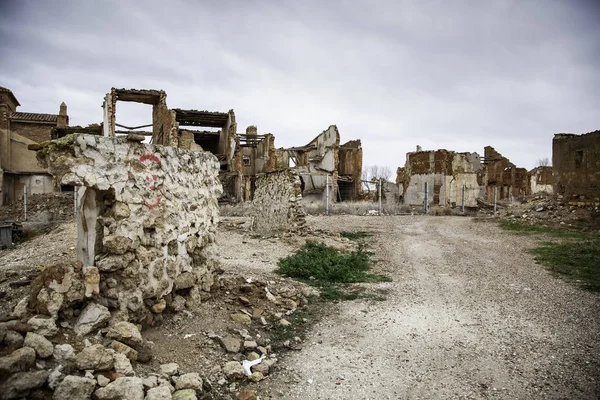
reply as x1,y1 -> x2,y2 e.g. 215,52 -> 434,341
264,215 -> 600,399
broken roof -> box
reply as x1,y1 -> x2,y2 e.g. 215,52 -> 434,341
0,86 -> 21,106
173,109 -> 229,128
10,111 -> 57,123
112,88 -> 164,104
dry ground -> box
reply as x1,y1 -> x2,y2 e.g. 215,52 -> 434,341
0,214 -> 598,399
262,215 -> 600,399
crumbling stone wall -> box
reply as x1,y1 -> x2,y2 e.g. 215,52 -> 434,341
35,134 -> 222,322
251,169 -> 306,234
553,130 -> 600,202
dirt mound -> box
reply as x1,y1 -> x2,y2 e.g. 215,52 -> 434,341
0,192 -> 74,222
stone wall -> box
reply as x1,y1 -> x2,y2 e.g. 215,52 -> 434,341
528,166 -> 553,195
10,121 -> 54,143
251,169 -> 306,234
35,134 -> 222,322
553,130 -> 600,202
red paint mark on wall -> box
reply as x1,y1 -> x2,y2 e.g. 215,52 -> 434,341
140,154 -> 162,166
139,154 -> 162,208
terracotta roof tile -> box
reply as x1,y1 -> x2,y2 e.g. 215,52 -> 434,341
10,111 -> 58,123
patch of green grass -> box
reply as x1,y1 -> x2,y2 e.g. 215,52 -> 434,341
499,221 -> 600,292
340,231 -> 372,240
530,238 -> 600,292
276,240 -> 390,301
498,220 -> 587,239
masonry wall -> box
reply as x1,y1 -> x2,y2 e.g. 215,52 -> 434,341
10,121 -> 54,143
402,150 -> 482,207
553,131 -> 600,201
36,134 -> 222,322
528,166 -> 553,195
251,169 -> 306,234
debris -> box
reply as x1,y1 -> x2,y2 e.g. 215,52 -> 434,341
242,355 -> 266,376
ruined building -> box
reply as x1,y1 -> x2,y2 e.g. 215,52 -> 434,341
527,166 -> 553,195
397,145 -> 535,207
397,149 -> 483,207
0,86 -> 69,205
553,130 -> 600,203
482,146 -> 528,201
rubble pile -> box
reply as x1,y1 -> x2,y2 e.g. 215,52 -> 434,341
498,194 -> 600,229
0,192 -> 74,223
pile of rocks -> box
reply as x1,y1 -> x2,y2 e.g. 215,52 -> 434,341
498,194 -> 600,229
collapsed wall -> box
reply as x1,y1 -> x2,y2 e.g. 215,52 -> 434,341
251,169 -> 306,234
34,134 -> 222,323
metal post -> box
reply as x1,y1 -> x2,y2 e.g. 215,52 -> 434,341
24,186 -> 28,221
325,175 -> 329,215
493,187 -> 497,213
74,186 -> 78,220
424,182 -> 428,214
461,184 -> 465,213
378,178 -> 382,215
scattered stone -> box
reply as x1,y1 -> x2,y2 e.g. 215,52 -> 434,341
243,340 -> 257,350
170,295 -> 186,312
11,298 -> 28,319
0,370 -> 50,400
145,385 -> 173,400
3,330 -> 24,348
237,389 -> 257,400
53,343 -> 76,364
23,332 -> 54,358
219,336 -> 242,353
76,344 -> 114,371
238,296 -> 251,306
74,303 -> 110,336
247,371 -> 264,382
252,362 -> 269,375
0,347 -> 36,374
97,374 -> 110,387
230,313 -> 252,324
151,299 -> 167,314
251,308 -> 264,319
136,340 -> 154,363
94,376 -> 144,400
259,317 -> 267,326
113,352 -> 134,376
239,284 -> 253,293
175,372 -> 203,391
48,365 -> 64,390
256,346 -> 267,356
282,299 -> 297,309
172,389 -> 197,400
143,375 -> 158,389
223,361 -> 245,379
160,362 -> 179,376
27,316 -> 58,337
279,319 -> 291,327
246,352 -> 260,361
107,321 -> 143,347
53,375 -> 96,400
109,340 -> 139,361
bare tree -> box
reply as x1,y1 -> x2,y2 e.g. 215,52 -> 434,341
536,157 -> 551,167
362,165 -> 393,182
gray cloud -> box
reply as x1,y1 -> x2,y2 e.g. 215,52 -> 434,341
1,0 -> 599,170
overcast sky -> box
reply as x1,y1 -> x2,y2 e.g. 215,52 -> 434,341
1,0 -> 599,172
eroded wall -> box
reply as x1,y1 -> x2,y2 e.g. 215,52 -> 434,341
36,134 -> 222,322
401,150 -> 482,207
553,131 -> 600,202
251,169 -> 306,234
528,166 -> 553,195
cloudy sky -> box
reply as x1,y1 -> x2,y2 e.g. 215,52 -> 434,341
1,0 -> 599,172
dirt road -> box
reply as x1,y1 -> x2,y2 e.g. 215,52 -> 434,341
264,216 -> 600,399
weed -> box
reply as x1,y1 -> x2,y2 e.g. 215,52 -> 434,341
276,240 -> 390,301
340,231 -> 372,240
499,221 -> 600,291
